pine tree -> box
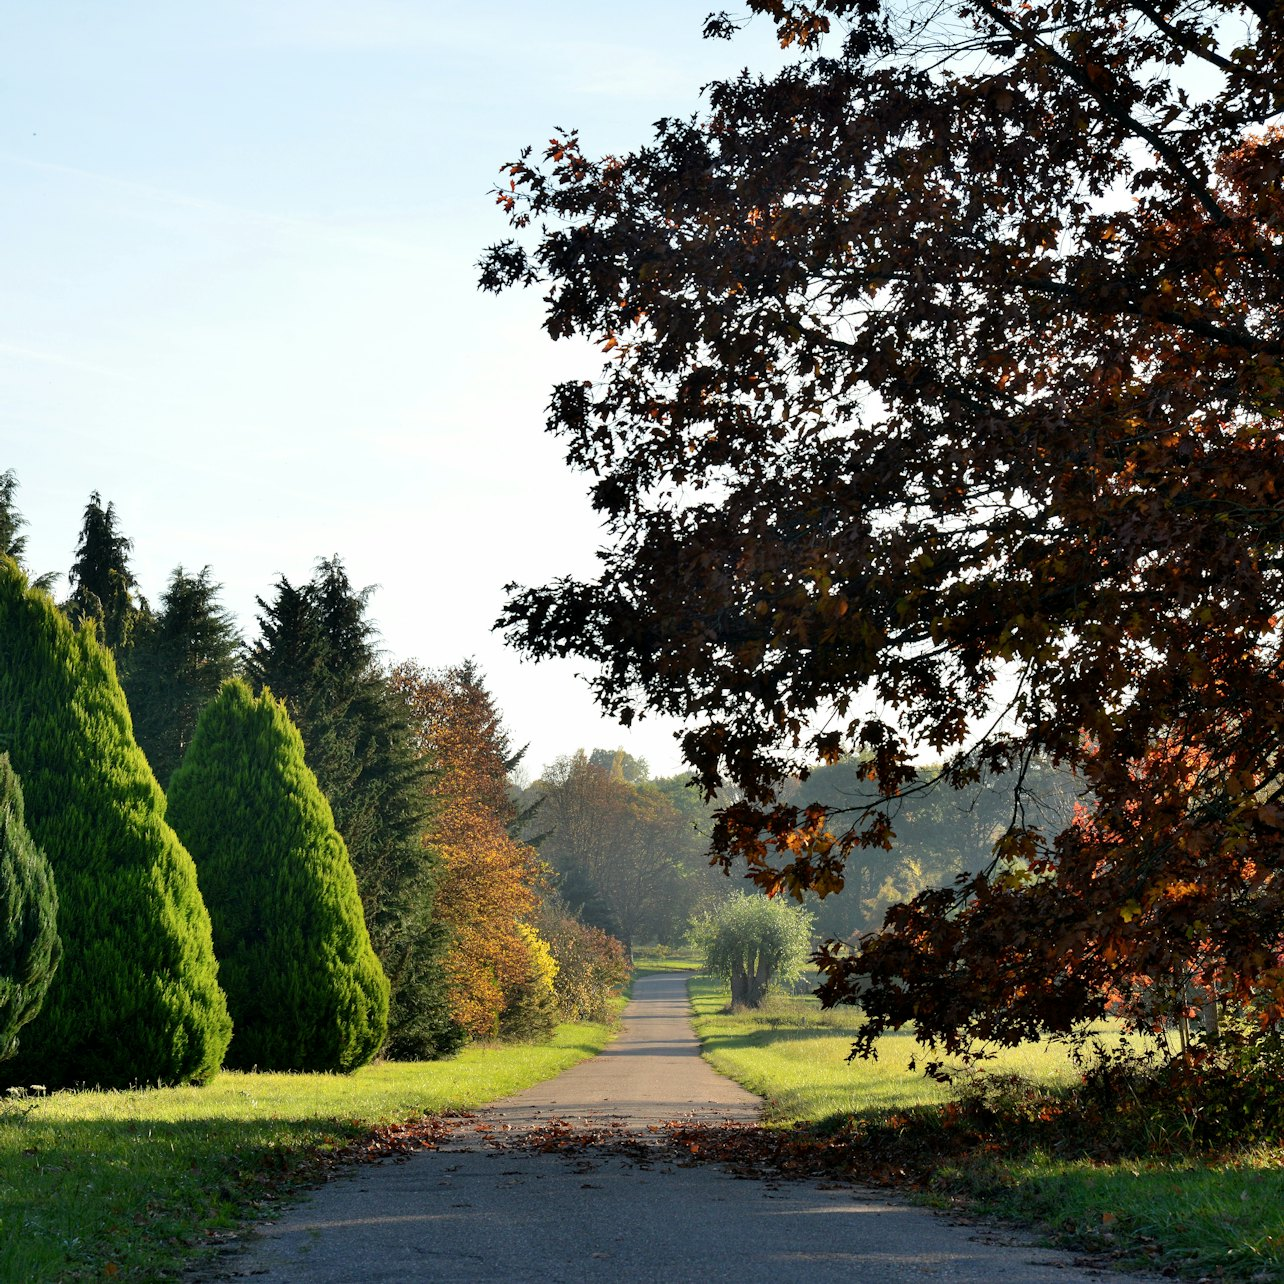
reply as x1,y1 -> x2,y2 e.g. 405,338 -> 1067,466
0,558 -> 231,1088
245,559 -> 453,1058
0,470 -> 31,566
168,679 -> 389,1072
0,470 -> 55,590
64,492 -> 148,653
0,752 -> 60,1062
124,566 -> 241,786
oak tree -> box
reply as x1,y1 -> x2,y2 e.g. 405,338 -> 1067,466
484,1 -> 1284,1058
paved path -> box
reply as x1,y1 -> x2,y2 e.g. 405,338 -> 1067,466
212,973 -> 1136,1282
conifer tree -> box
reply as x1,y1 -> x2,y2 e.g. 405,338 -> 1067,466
246,559 -> 452,1058
168,679 -> 389,1072
124,565 -> 241,785
0,470 -> 32,567
0,752 -> 60,1061
64,492 -> 148,653
0,470 -> 55,590
0,558 -> 231,1088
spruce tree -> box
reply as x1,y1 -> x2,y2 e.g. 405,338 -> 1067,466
245,559 -> 452,1058
124,566 -> 241,785
0,752 -> 60,1062
0,558 -> 231,1088
0,470 -> 31,566
168,679 -> 389,1072
64,491 -> 148,652
0,470 -> 55,590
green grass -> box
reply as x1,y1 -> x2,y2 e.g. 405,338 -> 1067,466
689,975 -> 1078,1124
0,1019 -> 614,1282
630,945 -> 703,973
689,976 -> 1284,1281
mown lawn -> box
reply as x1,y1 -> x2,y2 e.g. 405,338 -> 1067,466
689,975 -> 1284,1281
0,1018 -> 615,1282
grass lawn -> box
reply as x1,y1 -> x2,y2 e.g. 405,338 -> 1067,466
0,1018 -> 615,1282
630,945 -> 703,973
689,975 -> 1284,1281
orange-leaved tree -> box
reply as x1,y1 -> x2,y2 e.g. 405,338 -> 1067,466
391,660 -> 548,1041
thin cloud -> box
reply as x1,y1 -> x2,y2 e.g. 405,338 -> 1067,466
1,153 -> 438,263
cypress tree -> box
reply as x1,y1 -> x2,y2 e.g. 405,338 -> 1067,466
0,752 -> 60,1062
0,558 -> 231,1088
245,560 -> 453,1058
168,679 -> 389,1072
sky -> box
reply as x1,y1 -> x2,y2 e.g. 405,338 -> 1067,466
1,2 -> 792,780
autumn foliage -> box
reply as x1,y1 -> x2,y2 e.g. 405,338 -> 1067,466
486,1 -> 1284,1057
392,661 -> 549,1041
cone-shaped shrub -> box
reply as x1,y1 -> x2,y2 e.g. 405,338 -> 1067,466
168,679 -> 389,1072
0,559 -> 231,1088
0,752 -> 61,1061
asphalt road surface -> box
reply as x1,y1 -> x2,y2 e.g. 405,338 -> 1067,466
210,973 -> 1137,1282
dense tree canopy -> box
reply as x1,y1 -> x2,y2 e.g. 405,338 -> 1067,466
532,752 -> 719,949
485,1 -> 1284,1057
168,680 -> 388,1073
392,660 -> 546,1041
125,565 -> 242,785
0,752 -> 60,1062
245,559 -> 451,1058
691,893 -> 814,1009
0,559 -> 231,1088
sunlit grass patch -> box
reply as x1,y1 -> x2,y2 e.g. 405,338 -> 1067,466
687,976 -> 1284,1280
688,976 -> 1077,1124
0,1019 -> 613,1282
631,944 -> 704,973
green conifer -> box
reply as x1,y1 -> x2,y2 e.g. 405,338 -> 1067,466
246,560 -> 452,1058
0,559 -> 231,1088
168,679 -> 389,1072
124,565 -> 242,785
0,752 -> 60,1061
64,491 -> 148,652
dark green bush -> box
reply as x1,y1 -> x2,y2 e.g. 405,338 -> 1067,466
0,559 -> 231,1088
0,752 -> 60,1060
168,679 -> 389,1072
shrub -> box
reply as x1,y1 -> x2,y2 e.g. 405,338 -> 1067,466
538,904 -> 629,1023
0,752 -> 60,1060
689,893 -> 814,1009
167,679 -> 389,1072
0,559 -> 231,1088
498,924 -> 559,1042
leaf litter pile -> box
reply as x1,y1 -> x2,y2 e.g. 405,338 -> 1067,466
328,1109 -> 958,1190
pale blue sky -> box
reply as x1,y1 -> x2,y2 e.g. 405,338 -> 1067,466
2,3 -> 789,778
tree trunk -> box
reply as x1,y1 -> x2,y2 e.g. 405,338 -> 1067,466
746,951 -> 772,1008
730,957 -> 749,1007
1200,996 -> 1219,1043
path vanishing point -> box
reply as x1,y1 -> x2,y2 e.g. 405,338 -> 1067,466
212,973 -> 1142,1282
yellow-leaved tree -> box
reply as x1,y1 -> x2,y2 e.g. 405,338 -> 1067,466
391,660 -> 552,1041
